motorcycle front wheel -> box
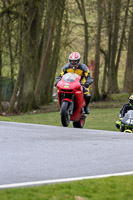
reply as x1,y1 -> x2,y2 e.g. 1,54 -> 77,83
73,117 -> 85,128
120,125 -> 125,132
61,101 -> 70,127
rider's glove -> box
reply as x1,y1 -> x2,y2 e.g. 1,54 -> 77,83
82,85 -> 88,93
115,118 -> 123,129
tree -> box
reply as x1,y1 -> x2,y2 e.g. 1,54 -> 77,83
101,0 -> 130,95
0,18 -> 3,111
0,0 -> 66,112
92,0 -> 103,100
107,0 -> 121,93
10,0 -> 45,112
123,9 -> 133,92
75,0 -> 89,65
34,0 -> 66,106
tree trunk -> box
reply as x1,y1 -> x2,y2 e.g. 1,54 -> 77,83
34,0 -> 66,106
75,0 -> 89,65
106,0 -> 112,94
47,0 -> 66,101
100,48 -> 108,96
0,43 -> 2,111
115,0 -> 130,73
123,11 -> 133,92
0,19 -> 3,111
92,0 -> 103,100
34,1 -> 56,105
13,0 -> 44,112
108,0 -> 121,94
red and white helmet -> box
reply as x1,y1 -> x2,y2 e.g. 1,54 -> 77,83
69,52 -> 81,67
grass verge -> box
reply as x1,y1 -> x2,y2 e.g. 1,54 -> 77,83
0,108 -> 119,131
0,176 -> 133,200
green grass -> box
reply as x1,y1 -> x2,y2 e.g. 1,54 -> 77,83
0,107 -> 120,131
0,176 -> 133,200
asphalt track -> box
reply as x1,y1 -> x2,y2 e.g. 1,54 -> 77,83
0,121 -> 133,188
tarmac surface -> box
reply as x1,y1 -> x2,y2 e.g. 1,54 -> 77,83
0,121 -> 133,188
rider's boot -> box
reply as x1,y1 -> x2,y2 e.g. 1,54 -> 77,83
84,95 -> 91,114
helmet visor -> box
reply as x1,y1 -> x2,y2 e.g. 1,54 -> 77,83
130,100 -> 133,107
70,60 -> 79,66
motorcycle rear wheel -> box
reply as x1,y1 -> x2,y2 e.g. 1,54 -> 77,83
73,117 -> 85,128
61,101 -> 70,127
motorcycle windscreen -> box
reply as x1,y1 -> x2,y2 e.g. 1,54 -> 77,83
63,73 -> 79,82
122,110 -> 133,125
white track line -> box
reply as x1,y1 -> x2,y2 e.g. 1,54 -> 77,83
1,171 -> 133,189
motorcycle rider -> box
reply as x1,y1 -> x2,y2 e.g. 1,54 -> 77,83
55,52 -> 93,114
115,95 -> 133,129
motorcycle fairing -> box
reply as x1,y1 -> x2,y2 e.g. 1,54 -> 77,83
121,110 -> 133,126
57,73 -> 86,122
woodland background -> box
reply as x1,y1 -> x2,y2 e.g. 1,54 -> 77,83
0,0 -> 133,113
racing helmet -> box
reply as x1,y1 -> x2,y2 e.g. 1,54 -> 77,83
129,95 -> 133,107
69,52 -> 81,68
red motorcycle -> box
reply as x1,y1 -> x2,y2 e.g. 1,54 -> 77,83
57,73 -> 87,128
